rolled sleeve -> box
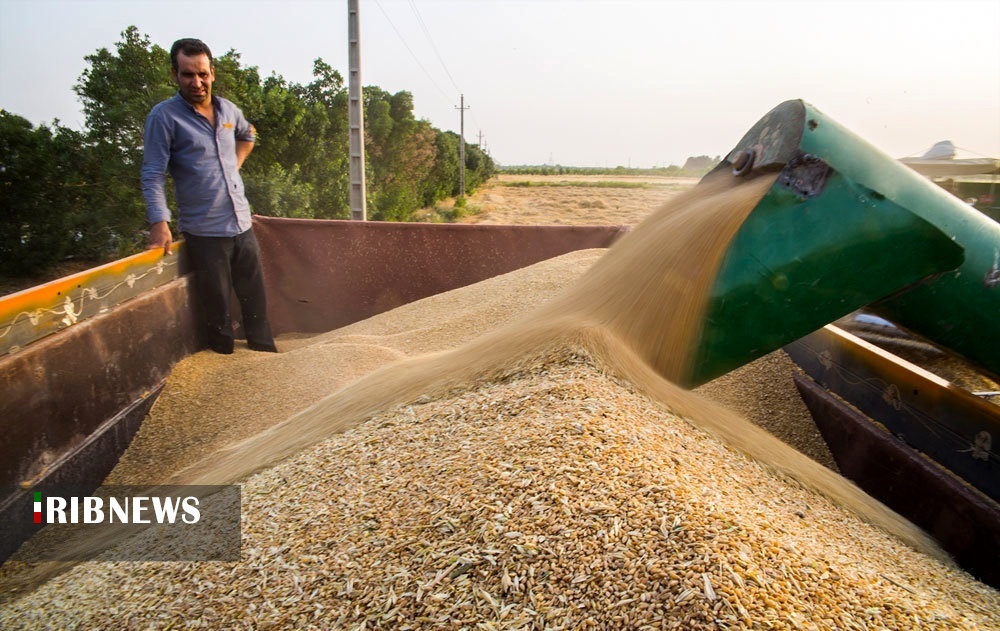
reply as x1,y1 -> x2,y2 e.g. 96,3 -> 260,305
141,106 -> 173,225
234,110 -> 256,143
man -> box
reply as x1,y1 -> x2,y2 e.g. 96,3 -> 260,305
142,38 -> 276,354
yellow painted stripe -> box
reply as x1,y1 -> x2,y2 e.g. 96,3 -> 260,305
0,242 -> 183,326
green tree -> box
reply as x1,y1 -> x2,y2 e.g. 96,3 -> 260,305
463,142 -> 495,193
73,26 -> 174,258
297,59 -> 350,218
363,88 -> 442,220
247,163 -> 314,218
2,26 -> 497,280
0,113 -> 87,275
229,57 -> 351,219
425,131 -> 460,204
212,50 -> 263,120
75,26 -> 173,163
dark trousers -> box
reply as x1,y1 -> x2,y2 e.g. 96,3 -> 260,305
182,229 -> 275,353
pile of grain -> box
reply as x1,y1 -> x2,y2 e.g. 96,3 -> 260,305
3,173 -> 998,627
695,351 -> 837,470
106,248 -> 607,486
3,347 -> 997,628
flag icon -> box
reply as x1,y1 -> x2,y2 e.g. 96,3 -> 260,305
33,491 -> 42,524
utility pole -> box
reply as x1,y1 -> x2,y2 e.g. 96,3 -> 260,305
477,130 -> 489,157
455,94 -> 469,198
347,0 -> 366,220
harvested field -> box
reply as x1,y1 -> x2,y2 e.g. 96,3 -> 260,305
2,174 -> 997,628
456,174 -> 697,225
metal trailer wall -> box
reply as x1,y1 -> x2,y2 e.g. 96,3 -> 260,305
252,216 -> 629,336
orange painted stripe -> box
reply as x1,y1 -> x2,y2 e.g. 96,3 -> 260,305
0,242 -> 183,322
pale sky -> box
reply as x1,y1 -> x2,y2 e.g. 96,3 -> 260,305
1,0 -> 998,168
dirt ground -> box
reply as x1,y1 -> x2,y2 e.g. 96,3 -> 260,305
458,173 -> 699,226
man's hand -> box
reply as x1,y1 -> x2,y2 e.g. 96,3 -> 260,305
148,221 -> 173,256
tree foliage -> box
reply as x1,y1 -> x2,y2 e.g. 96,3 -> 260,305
1,26 -> 494,279
0,113 -> 88,275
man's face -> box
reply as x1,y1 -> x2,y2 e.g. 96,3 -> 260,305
172,51 -> 214,106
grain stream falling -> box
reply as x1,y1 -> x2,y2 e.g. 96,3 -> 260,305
2,173 -> 998,628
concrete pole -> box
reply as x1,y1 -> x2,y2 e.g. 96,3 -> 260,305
456,94 -> 469,198
348,0 -> 367,220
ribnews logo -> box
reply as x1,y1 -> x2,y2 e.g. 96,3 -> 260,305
2,485 -> 241,562
32,490 -> 201,525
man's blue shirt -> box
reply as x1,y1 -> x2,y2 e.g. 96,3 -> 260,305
141,93 -> 255,237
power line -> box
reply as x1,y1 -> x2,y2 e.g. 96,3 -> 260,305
373,0 -> 487,149
373,0 -> 449,99
408,0 -> 462,94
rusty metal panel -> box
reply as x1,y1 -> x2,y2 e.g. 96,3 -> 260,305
251,216 -> 628,336
0,383 -> 163,563
0,278 -> 200,491
0,243 -> 185,356
786,325 -> 1000,503
793,372 -> 1000,588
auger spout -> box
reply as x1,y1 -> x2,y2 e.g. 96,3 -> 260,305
682,99 -> 999,387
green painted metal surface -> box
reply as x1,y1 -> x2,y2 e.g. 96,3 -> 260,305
801,104 -> 1000,380
687,172 -> 963,386
682,100 -> 1000,386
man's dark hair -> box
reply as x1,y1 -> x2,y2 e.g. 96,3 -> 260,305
170,38 -> 213,70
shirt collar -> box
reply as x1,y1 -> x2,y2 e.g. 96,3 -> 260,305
172,92 -> 219,112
